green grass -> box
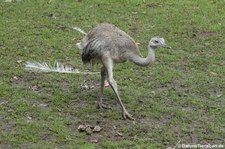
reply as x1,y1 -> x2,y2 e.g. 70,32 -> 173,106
0,0 -> 225,148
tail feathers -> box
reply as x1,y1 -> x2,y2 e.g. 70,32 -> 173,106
25,61 -> 99,74
82,50 -> 93,64
71,26 -> 87,35
81,39 -> 98,64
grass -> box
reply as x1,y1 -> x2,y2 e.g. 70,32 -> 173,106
0,0 -> 225,148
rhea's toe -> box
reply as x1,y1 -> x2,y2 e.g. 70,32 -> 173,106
123,110 -> 135,121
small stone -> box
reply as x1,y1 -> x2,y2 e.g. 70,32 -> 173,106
90,139 -> 98,143
86,124 -> 94,129
85,127 -> 92,135
78,125 -> 86,132
0,116 -> 4,120
93,125 -> 102,132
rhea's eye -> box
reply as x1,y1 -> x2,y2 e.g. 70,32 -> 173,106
154,40 -> 159,44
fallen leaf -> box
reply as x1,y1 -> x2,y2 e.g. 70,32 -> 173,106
17,60 -> 23,64
48,13 -> 57,19
13,76 -> 18,80
210,72 -> 217,76
151,91 -> 156,96
90,85 -> 95,89
216,94 -> 223,98
0,101 -> 8,105
204,42 -> 210,46
7,109 -> 14,112
31,85 -> 40,91
81,84 -> 89,90
115,130 -> 123,137
27,116 -> 32,120
48,0 -> 54,3
90,139 -> 98,143
39,103 -> 48,107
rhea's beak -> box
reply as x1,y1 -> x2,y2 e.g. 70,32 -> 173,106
163,44 -> 171,49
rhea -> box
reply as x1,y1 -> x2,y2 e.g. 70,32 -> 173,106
76,23 -> 171,120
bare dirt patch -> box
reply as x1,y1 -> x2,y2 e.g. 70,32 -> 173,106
146,3 -> 161,8
192,31 -> 221,37
10,72 -> 72,95
10,72 -> 40,88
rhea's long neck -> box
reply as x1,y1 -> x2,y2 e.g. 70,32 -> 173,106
129,46 -> 155,67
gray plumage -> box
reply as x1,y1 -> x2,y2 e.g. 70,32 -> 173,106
80,24 -> 141,64
76,23 -> 171,120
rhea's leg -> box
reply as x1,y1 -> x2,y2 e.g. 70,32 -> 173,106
109,77 -> 134,120
102,57 -> 134,120
98,67 -> 107,109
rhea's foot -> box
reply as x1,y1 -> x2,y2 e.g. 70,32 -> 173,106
122,109 -> 135,120
97,101 -> 112,109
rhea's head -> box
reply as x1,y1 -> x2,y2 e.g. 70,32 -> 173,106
149,37 -> 171,49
